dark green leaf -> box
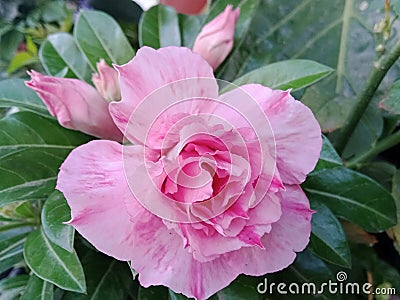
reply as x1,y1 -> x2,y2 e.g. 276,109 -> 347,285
0,79 -> 48,117
359,161 -> 396,191
138,285 -> 169,300
303,167 -> 397,232
14,202 -> 36,219
139,5 -> 181,48
39,33 -> 93,82
63,250 -> 133,300
216,275 -> 262,300
41,191 -> 74,252
309,202 -> 351,267
229,60 -> 333,92
39,2 -> 67,23
379,79 -> 400,114
24,229 -> 86,293
0,112 -> 91,205
0,275 -> 29,300
74,10 -> 135,68
0,29 -> 23,62
314,135 -> 342,172
265,250 -> 339,299
21,274 -> 53,300
0,232 -> 29,274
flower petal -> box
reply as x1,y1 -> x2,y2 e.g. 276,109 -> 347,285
235,84 -> 322,184
109,46 -> 218,143
57,140 -> 145,260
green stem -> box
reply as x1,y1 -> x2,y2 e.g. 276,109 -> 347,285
335,39 -> 400,154
346,130 -> 400,168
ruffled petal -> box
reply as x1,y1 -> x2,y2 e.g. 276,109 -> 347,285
109,47 -> 218,144
222,84 -> 322,184
57,140 -> 145,260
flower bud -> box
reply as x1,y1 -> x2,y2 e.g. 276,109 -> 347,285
193,5 -> 240,70
92,59 -> 121,102
26,70 -> 122,141
160,0 -> 208,15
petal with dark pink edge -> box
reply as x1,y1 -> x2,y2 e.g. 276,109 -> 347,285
109,47 -> 218,144
227,84 -> 322,184
57,140 -> 145,260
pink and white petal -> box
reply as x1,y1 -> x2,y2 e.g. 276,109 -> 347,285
224,84 -> 322,184
109,47 -> 219,143
130,211 -> 243,300
228,184 -> 313,275
56,140 -> 145,260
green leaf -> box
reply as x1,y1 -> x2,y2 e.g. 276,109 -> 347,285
0,29 -> 23,62
138,286 -> 169,300
379,79 -> 400,114
216,275 -> 262,300
265,250 -> 339,299
63,250 -> 133,300
139,5 -> 181,48
0,112 -> 91,205
41,191 -> 74,252
303,167 -> 397,232
14,202 -> 36,219
74,10 -> 135,68
7,51 -> 38,74
309,202 -> 351,267
21,275 -> 53,300
24,229 -> 86,293
229,60 -> 333,92
0,79 -> 48,117
0,275 -> 29,300
314,135 -> 342,172
39,33 -> 93,82
0,232 -> 29,274
359,161 -> 397,191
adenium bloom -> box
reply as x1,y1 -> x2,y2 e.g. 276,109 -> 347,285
57,46 -> 322,300
26,70 -> 122,141
92,59 -> 121,102
193,5 -> 240,70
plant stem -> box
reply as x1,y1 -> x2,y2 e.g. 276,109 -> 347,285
335,39 -> 400,154
346,129 -> 400,168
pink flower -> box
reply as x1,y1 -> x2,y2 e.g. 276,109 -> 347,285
57,47 -> 322,300
193,5 -> 240,70
92,59 -> 121,102
26,70 -> 122,141
161,0 -> 208,15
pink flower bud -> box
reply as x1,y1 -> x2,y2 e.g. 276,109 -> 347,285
160,0 -> 208,15
193,5 -> 240,70
92,59 -> 121,102
26,70 -> 122,141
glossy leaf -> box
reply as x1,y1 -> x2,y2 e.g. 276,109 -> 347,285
63,250 -> 133,300
303,167 -> 397,232
265,250 -> 339,299
309,202 -> 351,267
39,33 -> 93,82
0,232 -> 29,274
74,10 -> 135,68
0,274 -> 29,300
216,275 -> 262,300
0,79 -> 48,116
230,60 -> 333,92
41,191 -> 74,252
0,112 -> 91,205
139,5 -> 181,48
24,229 -> 86,293
379,79 -> 400,114
138,285 -> 169,300
313,135 -> 342,172
21,274 -> 53,300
